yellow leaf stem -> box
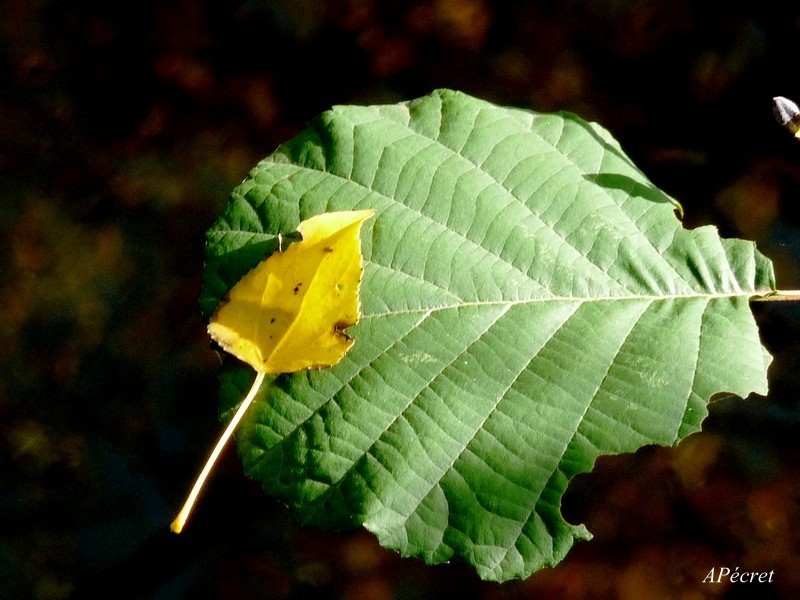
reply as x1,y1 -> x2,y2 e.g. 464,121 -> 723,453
170,371 -> 265,534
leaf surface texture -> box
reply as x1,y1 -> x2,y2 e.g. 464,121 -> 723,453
205,89 -> 774,581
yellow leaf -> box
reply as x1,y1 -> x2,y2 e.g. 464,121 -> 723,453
207,209 -> 375,374
171,209 -> 374,535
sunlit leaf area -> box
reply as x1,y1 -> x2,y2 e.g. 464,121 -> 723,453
4,3 -> 800,599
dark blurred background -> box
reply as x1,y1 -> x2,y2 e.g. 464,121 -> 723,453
3,1 -> 800,598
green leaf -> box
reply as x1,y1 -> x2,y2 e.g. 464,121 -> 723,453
205,89 -> 775,581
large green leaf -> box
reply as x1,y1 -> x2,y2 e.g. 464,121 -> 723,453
204,89 -> 775,581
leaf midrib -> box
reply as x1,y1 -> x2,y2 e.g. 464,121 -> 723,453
359,289 -> 760,320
